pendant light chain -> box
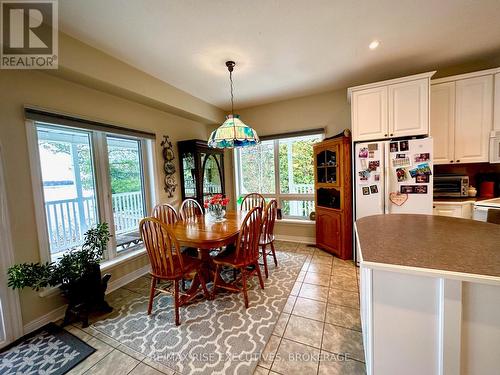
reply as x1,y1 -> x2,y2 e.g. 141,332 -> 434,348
229,68 -> 234,117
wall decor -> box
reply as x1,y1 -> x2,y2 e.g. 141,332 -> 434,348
161,136 -> 177,198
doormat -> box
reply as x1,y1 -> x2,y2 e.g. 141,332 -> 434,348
0,323 -> 95,375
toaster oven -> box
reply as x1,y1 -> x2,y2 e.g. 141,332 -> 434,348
433,175 -> 469,197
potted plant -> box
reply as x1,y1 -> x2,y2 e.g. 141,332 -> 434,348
7,223 -> 113,327
204,194 -> 230,222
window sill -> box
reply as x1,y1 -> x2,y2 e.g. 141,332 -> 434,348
38,247 -> 147,298
277,218 -> 315,225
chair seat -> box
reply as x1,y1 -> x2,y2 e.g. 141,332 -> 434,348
213,248 -> 249,267
151,254 -> 203,280
259,233 -> 275,246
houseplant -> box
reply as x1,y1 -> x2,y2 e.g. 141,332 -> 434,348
7,223 -> 113,327
204,194 -> 230,222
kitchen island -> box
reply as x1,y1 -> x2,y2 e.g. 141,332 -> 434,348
355,214 -> 500,375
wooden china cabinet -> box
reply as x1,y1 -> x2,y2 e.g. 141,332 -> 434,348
313,136 -> 353,260
177,139 -> 225,206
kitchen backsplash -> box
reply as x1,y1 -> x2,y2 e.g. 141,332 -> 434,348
435,162 -> 500,196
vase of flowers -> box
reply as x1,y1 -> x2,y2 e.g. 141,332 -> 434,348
205,194 -> 229,222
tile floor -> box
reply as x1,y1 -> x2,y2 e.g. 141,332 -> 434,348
61,241 -> 365,375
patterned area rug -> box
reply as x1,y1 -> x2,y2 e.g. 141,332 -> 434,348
92,251 -> 306,374
0,323 -> 96,375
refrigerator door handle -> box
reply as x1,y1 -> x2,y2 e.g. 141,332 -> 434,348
383,142 -> 390,214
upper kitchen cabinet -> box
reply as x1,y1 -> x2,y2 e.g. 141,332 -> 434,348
349,71 -> 435,142
431,70 -> 495,164
350,86 -> 387,141
431,82 -> 455,164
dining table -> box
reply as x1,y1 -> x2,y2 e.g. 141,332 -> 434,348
169,210 -> 247,301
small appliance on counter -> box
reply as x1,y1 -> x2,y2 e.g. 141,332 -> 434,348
433,175 -> 469,198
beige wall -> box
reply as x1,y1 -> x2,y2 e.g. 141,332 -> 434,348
0,69 -> 210,325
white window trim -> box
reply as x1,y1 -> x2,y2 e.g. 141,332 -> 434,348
25,120 -> 156,264
233,134 -> 322,220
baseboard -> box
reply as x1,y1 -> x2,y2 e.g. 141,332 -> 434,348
275,234 -> 316,244
23,264 -> 151,335
106,264 -> 151,293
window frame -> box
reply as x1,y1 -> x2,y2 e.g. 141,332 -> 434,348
234,133 -> 323,220
26,120 -> 156,263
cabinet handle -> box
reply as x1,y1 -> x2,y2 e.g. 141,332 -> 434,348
450,160 -> 454,163
390,133 -> 394,136
384,134 -> 388,137
456,160 -> 460,163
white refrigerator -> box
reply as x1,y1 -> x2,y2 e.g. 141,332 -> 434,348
354,137 -> 433,262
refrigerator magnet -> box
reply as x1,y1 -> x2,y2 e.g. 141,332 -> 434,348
359,147 -> 369,158
389,142 -> 399,152
368,151 -> 375,158
368,160 -> 380,171
360,159 -> 368,169
392,157 -> 411,168
396,168 -> 408,182
416,174 -> 429,183
370,185 -> 378,194
389,192 -> 408,206
368,143 -> 378,151
399,140 -> 409,151
362,187 -> 370,195
414,153 -> 430,162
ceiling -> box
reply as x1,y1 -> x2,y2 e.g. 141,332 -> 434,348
59,0 -> 500,110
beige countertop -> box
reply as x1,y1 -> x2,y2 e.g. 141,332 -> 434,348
355,214 -> 500,282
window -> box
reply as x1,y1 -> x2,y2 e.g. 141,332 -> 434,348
235,133 -> 322,219
31,121 -> 154,262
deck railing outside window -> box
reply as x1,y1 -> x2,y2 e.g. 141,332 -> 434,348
45,191 -> 143,256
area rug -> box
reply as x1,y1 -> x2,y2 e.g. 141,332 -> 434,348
92,251 -> 306,374
0,323 -> 96,375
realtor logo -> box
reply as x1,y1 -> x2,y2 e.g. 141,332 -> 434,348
1,0 -> 58,69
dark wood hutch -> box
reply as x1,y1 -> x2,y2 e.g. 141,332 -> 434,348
177,139 -> 225,205
313,136 -> 353,260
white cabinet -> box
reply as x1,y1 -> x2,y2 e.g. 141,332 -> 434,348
431,72 -> 494,164
433,201 -> 473,219
351,87 -> 387,141
389,78 -> 429,137
349,72 -> 435,142
430,82 -> 455,164
454,76 -> 493,163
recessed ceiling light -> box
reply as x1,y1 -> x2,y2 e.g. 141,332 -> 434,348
369,40 -> 380,50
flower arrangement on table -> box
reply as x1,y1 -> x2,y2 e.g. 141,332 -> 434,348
204,194 -> 230,222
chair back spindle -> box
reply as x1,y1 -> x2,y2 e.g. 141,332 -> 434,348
179,199 -> 203,220
152,203 -> 178,225
240,193 -> 265,212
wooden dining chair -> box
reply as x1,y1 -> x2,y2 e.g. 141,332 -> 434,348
212,207 -> 265,308
260,199 -> 278,278
152,203 -> 178,225
240,193 -> 265,212
140,217 -> 209,325
179,199 -> 204,220
152,202 -> 198,289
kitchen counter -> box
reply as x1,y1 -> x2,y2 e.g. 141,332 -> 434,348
356,214 -> 500,281
355,214 -> 500,375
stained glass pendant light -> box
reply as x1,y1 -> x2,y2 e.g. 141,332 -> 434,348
208,61 -> 260,148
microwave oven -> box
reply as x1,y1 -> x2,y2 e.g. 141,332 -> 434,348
490,130 -> 500,163
433,175 -> 469,197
